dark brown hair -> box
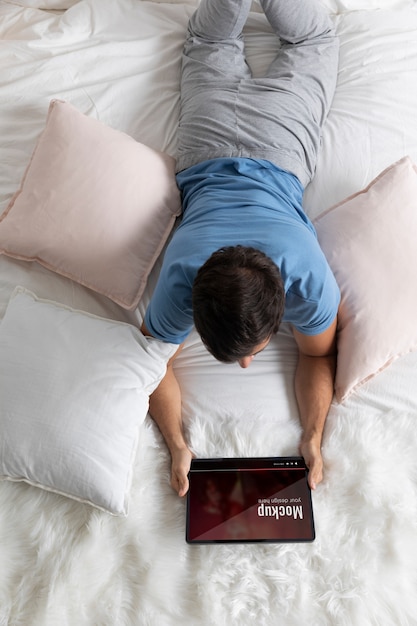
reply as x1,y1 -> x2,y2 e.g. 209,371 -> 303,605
192,245 -> 285,362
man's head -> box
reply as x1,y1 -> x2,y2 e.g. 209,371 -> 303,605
192,245 -> 285,363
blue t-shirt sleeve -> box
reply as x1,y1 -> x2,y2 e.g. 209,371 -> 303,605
284,264 -> 340,335
144,261 -> 194,344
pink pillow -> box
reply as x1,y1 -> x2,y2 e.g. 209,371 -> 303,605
0,100 -> 181,310
314,156 -> 417,402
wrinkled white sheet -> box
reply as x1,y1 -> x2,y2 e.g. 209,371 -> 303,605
1,1 -> 417,624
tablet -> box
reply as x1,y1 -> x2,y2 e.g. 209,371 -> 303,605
186,456 -> 315,544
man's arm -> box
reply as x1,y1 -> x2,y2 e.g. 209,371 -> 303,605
141,324 -> 193,497
292,315 -> 338,490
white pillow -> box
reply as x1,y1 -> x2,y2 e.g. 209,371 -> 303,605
0,288 -> 176,515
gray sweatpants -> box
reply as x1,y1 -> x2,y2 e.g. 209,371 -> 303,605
176,0 -> 339,187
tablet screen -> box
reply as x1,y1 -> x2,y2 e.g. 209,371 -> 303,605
186,457 -> 315,543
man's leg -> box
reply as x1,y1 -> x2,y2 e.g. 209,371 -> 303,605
236,0 -> 339,186
187,0 -> 251,44
176,0 -> 254,172
260,0 -> 335,45
176,0 -> 339,184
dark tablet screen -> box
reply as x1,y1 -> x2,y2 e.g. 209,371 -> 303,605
186,457 -> 315,543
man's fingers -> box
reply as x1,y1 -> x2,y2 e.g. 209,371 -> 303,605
171,467 -> 190,497
172,476 -> 188,497
299,439 -> 324,491
307,459 -> 323,491
177,478 -> 189,498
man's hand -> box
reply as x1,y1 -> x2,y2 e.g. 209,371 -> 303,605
170,446 -> 194,497
299,437 -> 323,491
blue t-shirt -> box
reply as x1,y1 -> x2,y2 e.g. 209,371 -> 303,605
145,158 -> 340,344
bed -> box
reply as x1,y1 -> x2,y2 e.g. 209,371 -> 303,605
1,0 -> 417,623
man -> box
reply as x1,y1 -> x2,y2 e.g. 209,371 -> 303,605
142,0 -> 340,496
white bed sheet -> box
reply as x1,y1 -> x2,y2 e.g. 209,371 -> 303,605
1,1 -> 417,624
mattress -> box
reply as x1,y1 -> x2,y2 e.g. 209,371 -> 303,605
1,1 -> 417,624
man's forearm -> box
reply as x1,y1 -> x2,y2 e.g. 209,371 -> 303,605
294,352 -> 336,488
149,364 -> 186,453
148,364 -> 193,496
